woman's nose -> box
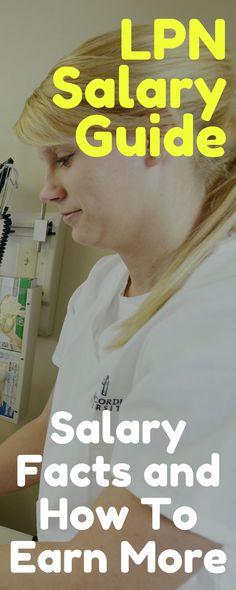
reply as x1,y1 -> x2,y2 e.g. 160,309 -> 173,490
39,183 -> 67,204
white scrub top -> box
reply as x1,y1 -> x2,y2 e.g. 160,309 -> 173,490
37,233 -> 236,589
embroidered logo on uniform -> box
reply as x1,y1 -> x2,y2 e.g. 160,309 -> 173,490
90,375 -> 123,412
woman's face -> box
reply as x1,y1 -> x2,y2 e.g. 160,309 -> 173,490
38,135 -> 206,257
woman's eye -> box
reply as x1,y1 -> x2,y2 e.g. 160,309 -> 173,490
55,153 -> 75,168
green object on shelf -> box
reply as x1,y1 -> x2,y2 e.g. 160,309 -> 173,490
15,278 -> 32,339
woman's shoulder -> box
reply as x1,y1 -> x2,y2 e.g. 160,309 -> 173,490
67,253 -> 125,314
185,232 -> 236,292
139,233 -> 236,369
87,253 -> 125,279
81,253 -> 125,293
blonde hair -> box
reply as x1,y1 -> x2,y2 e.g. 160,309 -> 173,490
14,25 -> 236,347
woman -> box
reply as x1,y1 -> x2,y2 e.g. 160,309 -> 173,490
0,24 -> 236,589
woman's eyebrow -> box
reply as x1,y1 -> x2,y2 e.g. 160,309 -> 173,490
38,144 -> 77,160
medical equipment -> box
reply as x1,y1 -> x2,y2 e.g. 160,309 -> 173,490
0,157 -> 65,423
0,158 -> 18,264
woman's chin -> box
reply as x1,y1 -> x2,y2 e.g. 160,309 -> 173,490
71,226 -> 101,248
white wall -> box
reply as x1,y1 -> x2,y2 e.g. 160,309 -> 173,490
0,0 -> 235,534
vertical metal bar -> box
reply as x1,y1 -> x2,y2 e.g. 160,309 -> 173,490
37,203 -> 47,252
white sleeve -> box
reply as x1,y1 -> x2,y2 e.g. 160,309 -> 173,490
52,253 -> 120,367
109,276 -> 236,547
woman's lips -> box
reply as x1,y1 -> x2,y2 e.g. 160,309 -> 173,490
62,209 -> 82,221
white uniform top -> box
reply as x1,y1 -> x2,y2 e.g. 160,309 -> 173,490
37,233 -> 236,589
